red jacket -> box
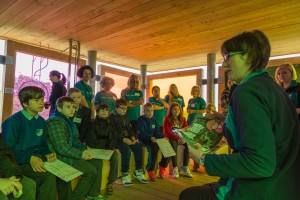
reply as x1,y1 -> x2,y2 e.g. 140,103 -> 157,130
163,117 -> 188,141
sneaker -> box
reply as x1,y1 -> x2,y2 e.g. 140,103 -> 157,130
148,170 -> 157,182
106,184 -> 113,196
172,167 -> 179,179
133,169 -> 149,184
159,166 -> 167,179
121,173 -> 133,187
86,194 -> 106,200
180,166 -> 193,178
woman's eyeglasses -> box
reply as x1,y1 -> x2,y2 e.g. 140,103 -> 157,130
223,51 -> 245,62
222,51 -> 247,67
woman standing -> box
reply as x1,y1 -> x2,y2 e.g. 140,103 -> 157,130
275,63 -> 300,119
186,85 -> 206,125
180,30 -> 300,200
160,102 -> 192,179
164,84 -> 185,108
94,76 -> 117,112
120,74 -> 144,135
74,65 -> 95,119
48,70 -> 67,116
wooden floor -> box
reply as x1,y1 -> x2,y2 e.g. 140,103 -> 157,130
109,171 -> 218,200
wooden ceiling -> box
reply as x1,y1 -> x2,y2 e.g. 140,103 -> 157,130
0,0 -> 300,72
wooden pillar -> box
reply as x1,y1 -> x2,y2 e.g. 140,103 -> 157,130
87,50 -> 97,93
207,53 -> 216,104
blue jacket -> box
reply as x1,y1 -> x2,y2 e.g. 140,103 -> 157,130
137,115 -> 164,141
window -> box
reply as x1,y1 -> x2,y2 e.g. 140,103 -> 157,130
13,52 -> 75,119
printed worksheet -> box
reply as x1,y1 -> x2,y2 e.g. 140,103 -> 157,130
84,148 -> 114,160
156,138 -> 176,157
44,160 -> 83,182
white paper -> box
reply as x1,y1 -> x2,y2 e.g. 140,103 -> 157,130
84,148 -> 114,160
44,160 -> 83,182
156,138 -> 176,158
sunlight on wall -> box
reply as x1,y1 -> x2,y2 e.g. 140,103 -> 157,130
152,75 -> 197,117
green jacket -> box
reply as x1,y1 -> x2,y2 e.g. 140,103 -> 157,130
205,71 -> 300,200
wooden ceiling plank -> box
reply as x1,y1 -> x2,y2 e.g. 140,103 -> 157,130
0,0 -> 17,14
39,0 -> 163,45
5,0 -> 76,38
84,0 -> 297,51
0,0 -> 47,35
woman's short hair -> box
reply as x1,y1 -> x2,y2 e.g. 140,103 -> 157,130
221,30 -> 271,71
100,76 -> 115,87
274,63 -> 298,84
76,65 -> 95,78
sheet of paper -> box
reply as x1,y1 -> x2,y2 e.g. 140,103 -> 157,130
188,123 -> 205,133
84,149 -> 114,160
44,160 -> 83,182
156,138 -> 176,158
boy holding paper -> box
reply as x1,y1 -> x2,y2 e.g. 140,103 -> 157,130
86,103 -> 118,197
45,96 -> 104,200
1,86 -> 57,200
137,103 -> 169,181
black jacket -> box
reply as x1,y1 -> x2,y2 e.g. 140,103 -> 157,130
108,110 -> 135,141
86,117 -> 116,149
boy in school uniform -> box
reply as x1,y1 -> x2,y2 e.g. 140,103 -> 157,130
45,96 -> 104,200
86,103 -> 118,197
67,88 -> 91,143
1,86 -> 57,200
137,103 -> 169,181
108,99 -> 148,186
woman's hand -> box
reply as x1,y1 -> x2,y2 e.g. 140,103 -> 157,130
30,156 -> 47,172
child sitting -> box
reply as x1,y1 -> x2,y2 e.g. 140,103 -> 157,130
108,99 -> 148,186
67,88 -> 91,143
45,96 -> 104,200
1,86 -> 57,200
162,102 -> 193,178
86,103 -> 119,197
137,103 -> 169,181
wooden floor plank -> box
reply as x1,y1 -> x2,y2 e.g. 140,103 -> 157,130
109,172 -> 218,200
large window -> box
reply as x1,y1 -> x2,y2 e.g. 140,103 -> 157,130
13,52 -> 75,119
152,75 -> 197,117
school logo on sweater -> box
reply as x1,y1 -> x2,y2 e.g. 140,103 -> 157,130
36,129 -> 43,136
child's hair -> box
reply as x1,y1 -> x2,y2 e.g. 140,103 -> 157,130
143,102 -> 153,109
166,102 -> 184,125
115,98 -> 127,108
56,96 -> 75,109
49,70 -> 67,84
67,88 -> 81,96
96,103 -> 110,113
76,65 -> 95,78
206,103 -> 216,114
18,86 -> 45,108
